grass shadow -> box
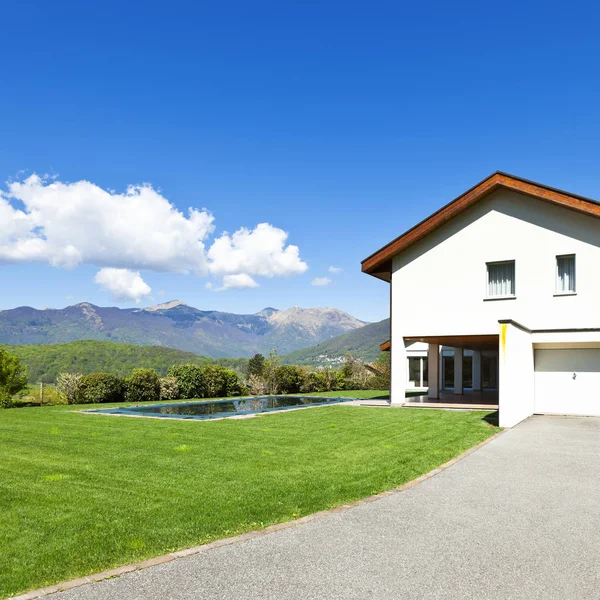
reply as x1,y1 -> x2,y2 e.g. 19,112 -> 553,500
482,410 -> 499,427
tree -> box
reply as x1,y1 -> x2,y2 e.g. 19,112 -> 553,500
263,350 -> 281,394
247,353 -> 266,378
371,352 -> 391,390
0,348 -> 28,407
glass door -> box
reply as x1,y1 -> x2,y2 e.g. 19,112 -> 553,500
443,355 -> 454,390
482,355 -> 498,390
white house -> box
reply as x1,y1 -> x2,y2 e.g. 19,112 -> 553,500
363,172 -> 600,427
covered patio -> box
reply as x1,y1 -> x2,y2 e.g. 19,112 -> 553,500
404,389 -> 498,410
403,333 -> 499,409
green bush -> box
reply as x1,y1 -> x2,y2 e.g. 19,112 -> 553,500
0,392 -> 12,409
201,364 -> 243,398
167,364 -> 205,398
300,371 -> 323,393
274,364 -> 302,394
125,369 -> 161,403
76,373 -> 125,404
0,348 -> 28,408
300,369 -> 345,393
159,377 -> 180,400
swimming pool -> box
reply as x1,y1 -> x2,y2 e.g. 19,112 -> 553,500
86,395 -> 357,420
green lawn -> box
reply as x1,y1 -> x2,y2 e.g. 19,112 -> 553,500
0,392 -> 497,598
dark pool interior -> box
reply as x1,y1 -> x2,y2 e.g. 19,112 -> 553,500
88,395 -> 356,420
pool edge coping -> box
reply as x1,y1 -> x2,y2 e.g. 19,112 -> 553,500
8,427 -> 504,600
79,396 -> 371,421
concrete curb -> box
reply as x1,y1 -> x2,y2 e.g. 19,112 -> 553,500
9,429 -> 504,600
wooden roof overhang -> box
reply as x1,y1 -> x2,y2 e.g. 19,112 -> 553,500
404,334 -> 499,351
361,172 -> 600,281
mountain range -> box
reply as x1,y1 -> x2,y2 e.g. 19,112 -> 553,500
0,301 -> 367,358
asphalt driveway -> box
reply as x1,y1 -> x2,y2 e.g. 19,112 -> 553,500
48,415 -> 600,600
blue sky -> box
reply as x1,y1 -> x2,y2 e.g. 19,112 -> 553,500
1,1 -> 600,322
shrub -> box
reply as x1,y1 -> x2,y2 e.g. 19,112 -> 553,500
159,377 -> 180,400
247,374 -> 267,395
274,364 -> 302,394
56,372 -> 83,405
201,364 -> 243,398
300,371 -> 323,393
167,364 -> 204,398
370,352 -> 391,390
76,373 -> 125,404
300,369 -> 345,393
342,355 -> 377,390
125,369 -> 161,403
0,348 -> 28,407
0,392 -> 12,409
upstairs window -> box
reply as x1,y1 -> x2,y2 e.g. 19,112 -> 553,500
556,254 -> 576,294
487,260 -> 515,298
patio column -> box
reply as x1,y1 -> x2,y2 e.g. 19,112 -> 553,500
390,335 -> 407,405
427,343 -> 440,399
472,350 -> 482,391
454,347 -> 464,395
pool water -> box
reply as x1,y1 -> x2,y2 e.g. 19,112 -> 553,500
87,395 -> 356,420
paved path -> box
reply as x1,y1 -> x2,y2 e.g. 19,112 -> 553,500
50,416 -> 600,600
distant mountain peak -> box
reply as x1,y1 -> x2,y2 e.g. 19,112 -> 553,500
255,307 -> 279,317
143,300 -> 187,312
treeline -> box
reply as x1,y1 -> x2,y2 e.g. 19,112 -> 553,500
1,340 -> 248,383
245,351 -> 390,395
1,346 -> 390,408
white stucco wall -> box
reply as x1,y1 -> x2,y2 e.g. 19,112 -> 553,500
388,188 -> 600,411
391,189 -> 600,337
498,321 -> 535,428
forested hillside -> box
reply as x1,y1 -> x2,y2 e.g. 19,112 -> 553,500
283,319 -> 390,366
2,340 -> 248,383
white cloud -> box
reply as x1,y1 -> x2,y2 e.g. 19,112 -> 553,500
217,273 -> 259,291
94,268 -> 152,303
328,266 -> 343,273
0,175 -> 309,294
311,277 -> 332,286
208,223 -> 308,278
0,175 -> 214,273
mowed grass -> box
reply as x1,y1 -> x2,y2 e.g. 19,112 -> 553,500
0,392 -> 497,598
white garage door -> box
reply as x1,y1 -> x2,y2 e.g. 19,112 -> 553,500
534,349 -> 600,416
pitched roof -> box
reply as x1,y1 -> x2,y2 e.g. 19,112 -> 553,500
361,171 -> 600,281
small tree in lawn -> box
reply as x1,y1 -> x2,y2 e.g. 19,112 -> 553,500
263,350 -> 281,395
0,348 -> 28,408
247,353 -> 266,378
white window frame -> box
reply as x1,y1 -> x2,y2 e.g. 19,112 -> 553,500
555,254 -> 576,296
485,260 -> 516,300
